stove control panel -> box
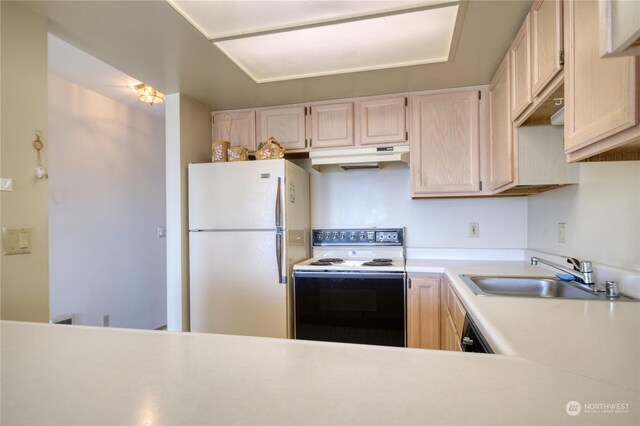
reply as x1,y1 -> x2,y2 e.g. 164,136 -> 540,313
312,228 -> 404,246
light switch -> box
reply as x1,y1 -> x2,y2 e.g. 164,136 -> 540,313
19,231 -> 29,248
2,227 -> 31,255
1,178 -> 13,192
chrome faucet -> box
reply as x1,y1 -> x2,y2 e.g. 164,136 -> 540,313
531,256 -> 594,286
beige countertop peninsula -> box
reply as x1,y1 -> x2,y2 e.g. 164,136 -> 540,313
2,261 -> 639,425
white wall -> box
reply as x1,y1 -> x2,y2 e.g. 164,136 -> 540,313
308,163 -> 528,248
0,2 -> 50,322
165,94 -> 211,332
48,74 -> 167,329
528,161 -> 640,271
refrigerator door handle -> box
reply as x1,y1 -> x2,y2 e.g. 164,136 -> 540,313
275,177 -> 283,229
275,232 -> 286,284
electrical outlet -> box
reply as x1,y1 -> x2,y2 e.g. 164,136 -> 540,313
469,222 -> 479,238
103,315 -> 110,327
157,227 -> 167,238
558,223 -> 566,243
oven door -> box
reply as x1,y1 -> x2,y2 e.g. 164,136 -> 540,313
293,271 -> 406,347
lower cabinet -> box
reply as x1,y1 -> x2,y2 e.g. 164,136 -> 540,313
407,275 -> 441,350
407,274 -> 467,352
441,277 -> 467,352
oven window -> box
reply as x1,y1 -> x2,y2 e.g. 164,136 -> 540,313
294,273 -> 405,347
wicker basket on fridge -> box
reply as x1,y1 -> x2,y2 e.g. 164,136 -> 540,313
255,137 -> 285,160
211,140 -> 230,162
227,146 -> 249,162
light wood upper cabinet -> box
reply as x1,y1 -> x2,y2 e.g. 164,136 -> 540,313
489,54 -> 514,191
310,102 -> 354,149
599,0 -> 640,57
530,0 -> 563,97
257,106 -> 307,151
212,110 -> 256,152
356,96 -> 407,146
510,14 -> 532,119
407,276 -> 441,350
410,90 -> 481,196
564,0 -> 639,160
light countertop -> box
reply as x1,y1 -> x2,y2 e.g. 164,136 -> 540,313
407,259 -> 640,393
1,260 -> 639,425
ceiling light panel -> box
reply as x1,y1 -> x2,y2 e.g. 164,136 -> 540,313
214,5 -> 459,82
168,0 -> 448,39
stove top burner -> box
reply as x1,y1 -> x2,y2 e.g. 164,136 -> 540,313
372,258 -> 392,263
310,258 -> 345,266
363,260 -> 393,267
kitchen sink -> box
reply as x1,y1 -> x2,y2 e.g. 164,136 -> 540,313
459,275 -> 636,301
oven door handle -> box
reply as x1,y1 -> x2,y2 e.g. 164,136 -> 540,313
292,271 -> 406,280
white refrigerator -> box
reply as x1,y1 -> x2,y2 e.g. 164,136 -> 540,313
188,159 -> 310,338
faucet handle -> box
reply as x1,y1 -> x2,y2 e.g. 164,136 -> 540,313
566,257 -> 593,273
580,261 -> 593,273
567,257 -> 581,271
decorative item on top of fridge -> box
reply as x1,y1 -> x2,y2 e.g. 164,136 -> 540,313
211,140 -> 230,162
255,137 -> 285,160
227,146 -> 249,162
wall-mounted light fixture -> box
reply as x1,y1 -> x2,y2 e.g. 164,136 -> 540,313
135,84 -> 165,106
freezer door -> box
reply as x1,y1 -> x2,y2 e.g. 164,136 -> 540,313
189,231 -> 287,338
188,160 -> 286,230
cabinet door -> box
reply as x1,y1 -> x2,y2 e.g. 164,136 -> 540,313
310,102 -> 354,148
357,96 -> 407,146
439,281 -> 460,352
530,0 -> 563,97
407,277 -> 441,350
564,0 -> 638,152
212,110 -> 256,152
510,14 -> 532,119
489,54 -> 514,190
410,91 -> 480,195
257,106 -> 307,151
447,316 -> 462,352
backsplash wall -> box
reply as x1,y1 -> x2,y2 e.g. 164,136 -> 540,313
298,161 -> 528,248
528,161 -> 640,272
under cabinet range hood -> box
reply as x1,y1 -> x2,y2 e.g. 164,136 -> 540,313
310,146 -> 410,170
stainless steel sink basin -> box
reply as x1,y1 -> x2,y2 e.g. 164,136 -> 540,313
459,275 -> 636,301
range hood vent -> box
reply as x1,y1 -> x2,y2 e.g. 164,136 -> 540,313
310,146 -> 410,171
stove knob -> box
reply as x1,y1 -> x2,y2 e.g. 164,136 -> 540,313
340,233 -> 346,239
360,233 -> 366,240
318,233 -> 324,240
349,234 -> 356,240
332,232 -> 338,239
